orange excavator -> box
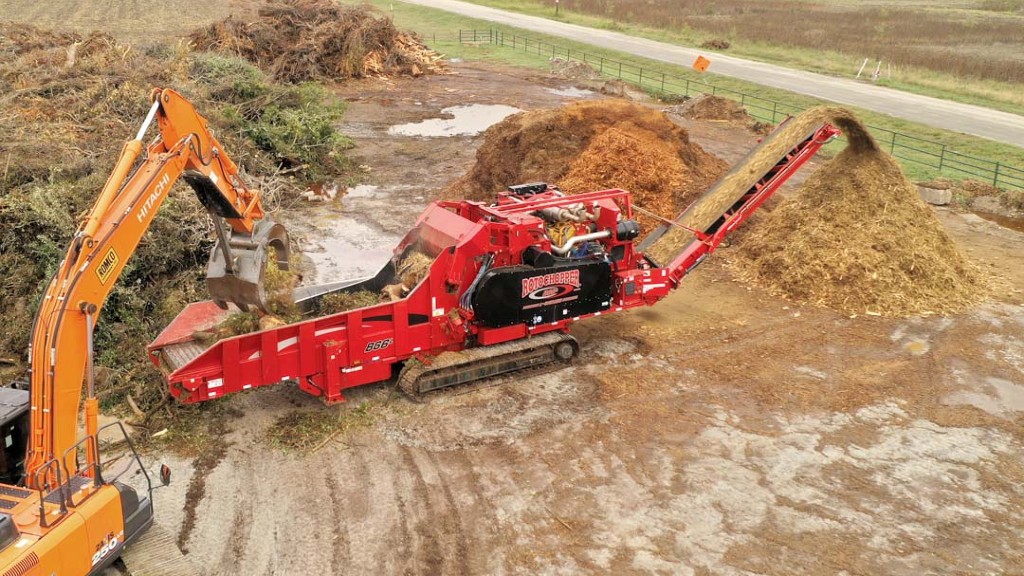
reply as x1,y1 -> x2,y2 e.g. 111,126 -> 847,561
0,88 -> 288,574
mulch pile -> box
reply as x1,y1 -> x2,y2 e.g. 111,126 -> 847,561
728,107 -> 983,316
0,24 -> 200,379
190,0 -> 446,82
448,100 -> 728,230
550,58 -> 600,80
664,94 -> 771,134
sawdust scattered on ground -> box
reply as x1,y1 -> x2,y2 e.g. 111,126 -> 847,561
190,0 -> 446,82
727,108 -> 984,317
448,99 -> 728,231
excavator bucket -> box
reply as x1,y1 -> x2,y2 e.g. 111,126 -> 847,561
206,219 -> 291,312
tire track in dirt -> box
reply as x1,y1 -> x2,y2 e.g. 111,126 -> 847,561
421,451 -> 471,574
227,505 -> 252,568
324,471 -> 352,572
395,446 -> 446,574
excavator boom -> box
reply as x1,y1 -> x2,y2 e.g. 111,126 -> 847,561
0,88 -> 289,575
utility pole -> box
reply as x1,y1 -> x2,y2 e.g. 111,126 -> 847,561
555,0 -> 560,16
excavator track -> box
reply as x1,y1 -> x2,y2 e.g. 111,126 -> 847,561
120,524 -> 200,576
398,332 -> 579,396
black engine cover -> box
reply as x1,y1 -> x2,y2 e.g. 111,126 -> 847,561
472,260 -> 612,328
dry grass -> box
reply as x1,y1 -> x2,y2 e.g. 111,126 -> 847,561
265,402 -> 380,452
0,0 -> 236,43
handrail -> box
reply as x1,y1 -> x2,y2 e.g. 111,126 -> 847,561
32,460 -> 69,529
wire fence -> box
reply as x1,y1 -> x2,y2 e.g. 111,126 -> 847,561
458,29 -> 1023,191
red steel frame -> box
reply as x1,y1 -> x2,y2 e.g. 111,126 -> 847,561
150,123 -> 840,404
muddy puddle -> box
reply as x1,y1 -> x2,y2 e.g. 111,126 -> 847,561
973,210 -> 1024,233
345,184 -> 380,198
547,86 -> 595,98
388,104 -> 521,137
943,376 -> 1024,416
294,215 -> 400,284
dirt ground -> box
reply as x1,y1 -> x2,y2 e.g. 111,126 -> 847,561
137,61 -> 1024,575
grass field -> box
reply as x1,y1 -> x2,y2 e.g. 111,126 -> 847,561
2,0 -> 1020,185
352,0 -> 1024,185
0,0 -> 236,42
456,0 -> 1024,116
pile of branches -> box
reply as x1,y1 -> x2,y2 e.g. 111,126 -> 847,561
0,21 -> 352,418
190,0 -> 446,82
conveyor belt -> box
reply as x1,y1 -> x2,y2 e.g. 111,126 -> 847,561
158,340 -> 210,374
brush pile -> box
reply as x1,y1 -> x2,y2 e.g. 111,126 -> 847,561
448,100 -> 728,230
190,0 -> 446,82
0,21 -> 353,409
665,94 -> 750,123
730,107 -> 982,316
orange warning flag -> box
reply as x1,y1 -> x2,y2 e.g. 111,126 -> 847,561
693,55 -> 711,73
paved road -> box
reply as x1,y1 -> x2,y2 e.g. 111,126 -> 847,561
403,0 -> 1024,148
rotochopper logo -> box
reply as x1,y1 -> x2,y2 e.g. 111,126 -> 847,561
522,269 -> 581,301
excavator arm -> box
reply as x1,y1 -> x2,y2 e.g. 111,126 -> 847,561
25,88 -> 290,485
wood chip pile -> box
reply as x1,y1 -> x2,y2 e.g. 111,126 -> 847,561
448,100 -> 728,231
730,107 -> 983,316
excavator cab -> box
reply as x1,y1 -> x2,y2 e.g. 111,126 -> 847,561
0,388 -> 29,486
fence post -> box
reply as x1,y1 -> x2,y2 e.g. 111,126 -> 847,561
685,78 -> 690,96
618,62 -> 622,78
661,73 -> 665,93
890,131 -> 896,153
512,35 -> 516,49
459,30 -> 462,44
938,144 -> 945,171
599,57 -> 604,74
639,67 -> 643,87
994,162 -> 1001,187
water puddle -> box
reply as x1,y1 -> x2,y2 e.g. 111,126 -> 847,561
301,217 -> 399,284
388,104 -> 521,137
973,211 -> 1024,233
345,184 -> 380,199
547,87 -> 594,98
943,376 -> 1024,417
